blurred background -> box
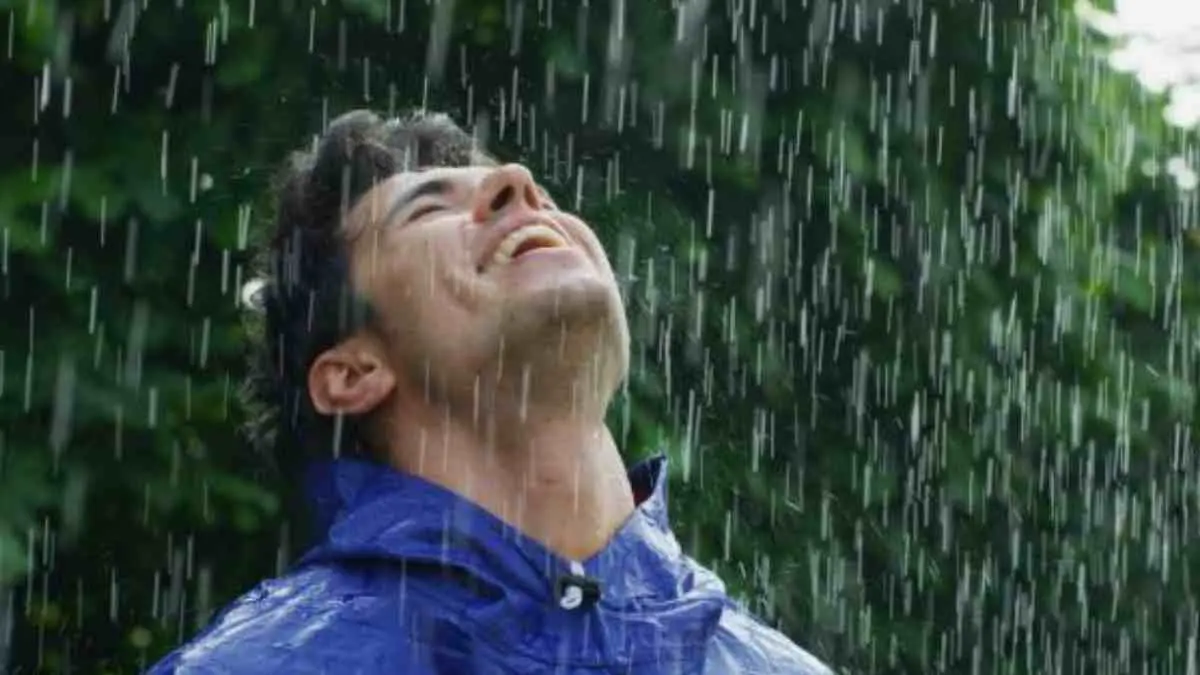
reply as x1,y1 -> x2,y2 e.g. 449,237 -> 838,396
2,0 -> 1199,672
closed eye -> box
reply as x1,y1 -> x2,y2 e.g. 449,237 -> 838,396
408,203 -> 445,222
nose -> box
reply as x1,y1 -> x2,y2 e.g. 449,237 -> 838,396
471,163 -> 542,224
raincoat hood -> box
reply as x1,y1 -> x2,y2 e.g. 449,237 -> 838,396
151,454 -> 834,674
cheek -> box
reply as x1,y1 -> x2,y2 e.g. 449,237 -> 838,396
355,244 -> 425,324
369,239 -> 440,295
563,221 -> 609,265
360,224 -> 494,326
385,251 -> 487,328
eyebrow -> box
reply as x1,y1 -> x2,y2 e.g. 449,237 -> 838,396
382,177 -> 450,226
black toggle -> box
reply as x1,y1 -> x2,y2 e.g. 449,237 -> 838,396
554,573 -> 602,611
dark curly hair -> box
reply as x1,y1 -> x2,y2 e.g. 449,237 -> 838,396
242,109 -> 494,485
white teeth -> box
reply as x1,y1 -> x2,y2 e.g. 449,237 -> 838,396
490,224 -> 567,267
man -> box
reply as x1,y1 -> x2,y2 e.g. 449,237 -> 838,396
151,109 -> 833,674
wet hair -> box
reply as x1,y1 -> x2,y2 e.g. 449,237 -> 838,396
242,109 -> 493,482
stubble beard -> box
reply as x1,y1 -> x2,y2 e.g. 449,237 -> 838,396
483,282 -> 627,410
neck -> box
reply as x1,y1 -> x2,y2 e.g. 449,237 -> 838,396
382,373 -> 635,561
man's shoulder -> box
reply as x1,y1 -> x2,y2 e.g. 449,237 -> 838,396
148,563 -> 423,674
712,603 -> 835,675
673,555 -> 834,673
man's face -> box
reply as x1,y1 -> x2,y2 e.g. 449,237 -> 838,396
341,163 -> 630,406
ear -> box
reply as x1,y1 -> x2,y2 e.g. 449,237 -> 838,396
307,335 -> 397,416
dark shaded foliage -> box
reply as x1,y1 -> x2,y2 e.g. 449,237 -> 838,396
0,0 -> 1196,673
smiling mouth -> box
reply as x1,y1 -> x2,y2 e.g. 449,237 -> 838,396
484,224 -> 569,271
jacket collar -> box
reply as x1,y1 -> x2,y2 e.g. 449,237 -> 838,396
302,453 -> 670,540
298,453 -> 721,606
296,453 -> 728,663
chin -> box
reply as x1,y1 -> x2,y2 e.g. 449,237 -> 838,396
500,276 -> 626,348
512,275 -> 607,319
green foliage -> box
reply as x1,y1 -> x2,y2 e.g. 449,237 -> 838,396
1,0 -> 1197,673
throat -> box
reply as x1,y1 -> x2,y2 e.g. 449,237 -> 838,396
383,370 -> 635,561
390,414 -> 636,561
515,469 -> 634,560
490,433 -> 636,561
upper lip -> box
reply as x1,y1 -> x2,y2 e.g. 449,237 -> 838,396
476,211 -> 570,272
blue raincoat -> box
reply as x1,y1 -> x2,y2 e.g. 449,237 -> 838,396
150,455 -> 834,674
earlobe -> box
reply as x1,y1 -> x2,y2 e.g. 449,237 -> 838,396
308,342 -> 397,416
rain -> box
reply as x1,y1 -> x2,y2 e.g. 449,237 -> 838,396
1,0 -> 1200,673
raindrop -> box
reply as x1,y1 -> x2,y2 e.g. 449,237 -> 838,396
61,75 -> 71,118
49,356 -> 75,457
426,0 -> 457,84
